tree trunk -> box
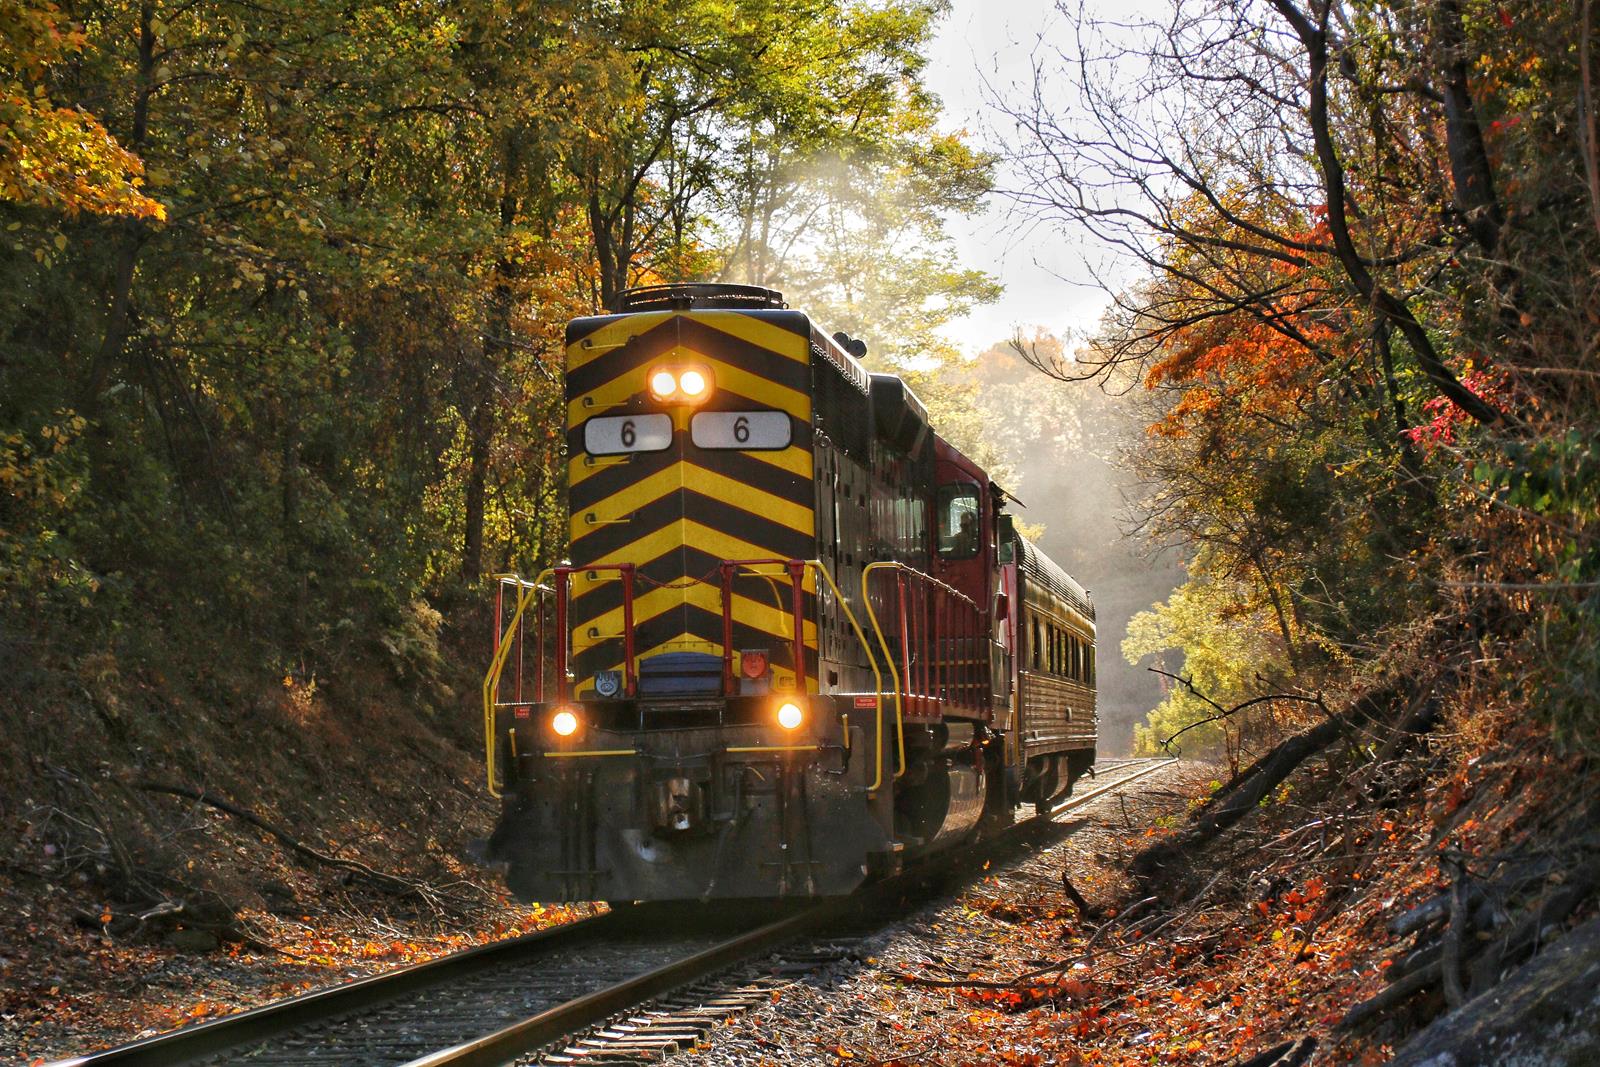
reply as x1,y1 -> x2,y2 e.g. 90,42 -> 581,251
589,180 -> 620,310
1132,681 -> 1421,883
1269,0 -> 1510,428
1252,550 -> 1300,672
82,1 -> 157,422
1434,0 -> 1503,254
461,130 -> 523,582
461,426 -> 490,582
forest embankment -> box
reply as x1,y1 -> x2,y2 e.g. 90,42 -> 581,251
979,0 -> 1600,1059
2,0 -> 995,1053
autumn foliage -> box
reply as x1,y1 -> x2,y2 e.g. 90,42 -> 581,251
986,0 -> 1600,1057
0,2 -> 164,219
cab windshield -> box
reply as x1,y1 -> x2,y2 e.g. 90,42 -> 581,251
936,483 -> 981,559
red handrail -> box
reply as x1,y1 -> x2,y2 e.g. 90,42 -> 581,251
497,558 -> 812,706
862,563 -> 985,720
550,563 -> 637,699
717,558 -> 809,696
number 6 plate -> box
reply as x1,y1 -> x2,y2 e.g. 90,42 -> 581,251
584,413 -> 673,455
690,411 -> 792,450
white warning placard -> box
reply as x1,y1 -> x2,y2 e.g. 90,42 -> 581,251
583,413 -> 673,455
690,411 -> 791,451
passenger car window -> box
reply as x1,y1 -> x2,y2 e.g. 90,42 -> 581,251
936,483 -> 981,559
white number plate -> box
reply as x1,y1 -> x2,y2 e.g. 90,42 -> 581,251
584,413 -> 673,455
690,411 -> 792,450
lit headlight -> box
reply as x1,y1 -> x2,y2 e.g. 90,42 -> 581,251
776,701 -> 804,730
551,709 -> 580,737
679,368 -> 708,397
646,363 -> 714,404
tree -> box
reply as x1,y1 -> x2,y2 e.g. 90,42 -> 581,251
1003,0 -> 1600,744
1122,565 -> 1292,761
0,0 -> 164,219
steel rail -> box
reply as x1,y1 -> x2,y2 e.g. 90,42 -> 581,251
1045,757 -> 1176,818
50,758 -> 1178,1067
403,758 -> 1180,1067
44,911 -> 616,1067
399,904 -> 835,1067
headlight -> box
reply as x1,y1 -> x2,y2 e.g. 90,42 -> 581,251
649,369 -> 678,399
551,709 -> 580,737
646,363 -> 714,404
776,701 -> 804,730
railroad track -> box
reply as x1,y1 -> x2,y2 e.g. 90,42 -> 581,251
1052,756 -> 1175,814
51,757 -> 1174,1067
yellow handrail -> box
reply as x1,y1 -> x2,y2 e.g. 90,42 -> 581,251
860,562 -> 908,782
720,561 -> 811,695
482,569 -> 552,797
803,559 -> 890,792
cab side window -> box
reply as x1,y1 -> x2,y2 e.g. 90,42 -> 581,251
936,483 -> 981,559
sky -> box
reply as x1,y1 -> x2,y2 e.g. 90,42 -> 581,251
922,1 -> 1187,750
924,0 -> 1122,358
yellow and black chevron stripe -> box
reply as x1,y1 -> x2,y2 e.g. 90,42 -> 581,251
564,309 -> 819,694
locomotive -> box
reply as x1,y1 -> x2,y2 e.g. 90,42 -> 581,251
481,283 -> 1096,902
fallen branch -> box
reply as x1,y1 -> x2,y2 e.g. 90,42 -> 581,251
1344,855 -> 1600,1031
1060,873 -> 1096,919
889,888 -> 1174,993
1441,854 -> 1469,1009
137,781 -> 446,903
1466,856 -> 1600,994
1236,1036 -> 1318,1067
1389,914 -> 1600,1066
1148,668 -> 1328,759
1134,682 -> 1426,884
1341,960 -> 1442,1030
